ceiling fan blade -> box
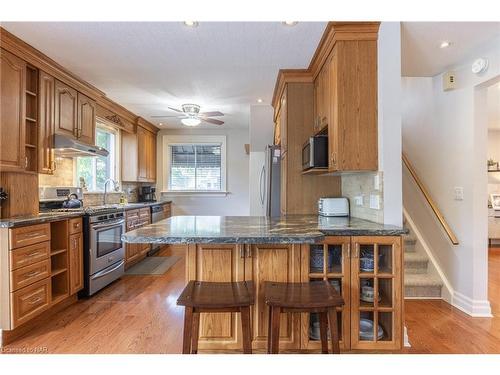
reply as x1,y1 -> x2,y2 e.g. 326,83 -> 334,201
201,118 -> 224,125
199,111 -> 224,117
151,115 -> 185,118
168,106 -> 184,113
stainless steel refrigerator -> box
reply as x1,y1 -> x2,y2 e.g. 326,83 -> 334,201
259,145 -> 281,217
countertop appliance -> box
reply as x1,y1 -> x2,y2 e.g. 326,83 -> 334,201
302,135 -> 328,171
82,211 -> 125,296
318,197 -> 350,217
261,145 -> 281,217
139,186 -> 156,202
148,203 -> 170,255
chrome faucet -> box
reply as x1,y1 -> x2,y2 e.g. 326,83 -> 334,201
103,179 -> 118,205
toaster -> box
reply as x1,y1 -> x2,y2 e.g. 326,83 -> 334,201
318,197 -> 350,217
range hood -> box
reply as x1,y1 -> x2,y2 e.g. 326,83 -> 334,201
54,134 -> 109,158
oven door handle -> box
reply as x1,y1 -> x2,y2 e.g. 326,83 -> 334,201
92,219 -> 125,230
90,260 -> 125,280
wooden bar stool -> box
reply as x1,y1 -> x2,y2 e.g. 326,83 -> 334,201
264,281 -> 344,354
177,281 -> 255,354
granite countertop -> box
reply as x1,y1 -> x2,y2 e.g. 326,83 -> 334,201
0,201 -> 172,228
122,215 -> 407,245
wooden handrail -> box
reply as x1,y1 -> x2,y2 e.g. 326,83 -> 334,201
402,153 -> 459,245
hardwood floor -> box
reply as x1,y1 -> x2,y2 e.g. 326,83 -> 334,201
2,247 -> 500,354
403,248 -> 500,354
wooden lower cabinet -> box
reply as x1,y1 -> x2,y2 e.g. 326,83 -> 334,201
10,278 -> 51,328
68,232 -> 83,295
186,244 -> 246,350
184,235 -> 403,352
300,237 -> 351,351
245,244 -> 301,350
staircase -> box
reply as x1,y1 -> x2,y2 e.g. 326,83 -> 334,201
403,221 -> 443,298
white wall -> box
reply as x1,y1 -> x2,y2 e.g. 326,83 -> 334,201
377,22 -> 403,226
402,35 -> 500,316
157,127 -> 250,216
249,105 -> 274,215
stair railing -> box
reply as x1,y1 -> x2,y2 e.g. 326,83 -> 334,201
402,153 -> 459,245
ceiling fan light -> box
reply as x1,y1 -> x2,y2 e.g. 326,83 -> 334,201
181,118 -> 201,127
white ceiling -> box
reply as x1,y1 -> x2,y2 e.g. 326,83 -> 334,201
402,22 -> 500,77
1,22 -> 327,129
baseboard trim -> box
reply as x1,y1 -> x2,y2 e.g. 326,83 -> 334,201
452,291 -> 493,317
404,296 -> 443,300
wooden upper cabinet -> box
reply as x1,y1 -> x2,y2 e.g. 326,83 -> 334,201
121,130 -> 139,182
38,70 -> 55,174
279,90 -> 287,154
77,93 -> 96,145
0,48 -> 26,172
121,125 -> 156,183
54,80 -> 95,146
54,80 -> 78,139
137,126 -> 148,181
147,130 -> 156,181
329,41 -> 378,172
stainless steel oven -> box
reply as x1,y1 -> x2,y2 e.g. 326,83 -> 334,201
83,211 -> 125,296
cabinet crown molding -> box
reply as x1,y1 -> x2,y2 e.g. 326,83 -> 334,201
271,21 -> 381,110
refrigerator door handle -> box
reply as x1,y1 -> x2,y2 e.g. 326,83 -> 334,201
259,164 -> 265,206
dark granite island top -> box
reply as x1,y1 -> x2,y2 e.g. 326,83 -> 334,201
121,215 -> 406,244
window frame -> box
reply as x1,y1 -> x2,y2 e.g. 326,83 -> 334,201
162,135 -> 227,194
74,123 -> 121,192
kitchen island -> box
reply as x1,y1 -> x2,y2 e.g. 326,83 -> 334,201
122,215 -> 407,352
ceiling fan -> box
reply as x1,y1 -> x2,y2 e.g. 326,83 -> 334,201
151,104 -> 224,126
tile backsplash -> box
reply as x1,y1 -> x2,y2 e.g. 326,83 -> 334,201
341,171 -> 384,223
38,157 -> 74,187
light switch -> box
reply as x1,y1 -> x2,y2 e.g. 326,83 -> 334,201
454,187 -> 464,201
374,175 -> 380,191
354,195 -> 363,206
369,194 -> 380,210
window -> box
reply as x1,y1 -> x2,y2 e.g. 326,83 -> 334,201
169,144 -> 223,191
75,126 -> 118,191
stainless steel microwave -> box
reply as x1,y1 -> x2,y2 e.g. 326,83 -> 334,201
302,135 -> 328,170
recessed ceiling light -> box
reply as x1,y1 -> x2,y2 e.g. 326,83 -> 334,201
283,21 -> 298,26
257,98 -> 263,103
184,21 -> 199,28
181,118 -> 201,126
440,41 -> 451,49
159,123 -> 163,126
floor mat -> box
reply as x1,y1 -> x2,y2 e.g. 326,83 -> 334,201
125,256 -> 181,275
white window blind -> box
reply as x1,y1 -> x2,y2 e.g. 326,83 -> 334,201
170,144 -> 222,191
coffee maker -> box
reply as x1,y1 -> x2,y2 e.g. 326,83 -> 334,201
139,186 -> 156,202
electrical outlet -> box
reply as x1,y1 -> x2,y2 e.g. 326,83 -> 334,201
454,187 -> 464,201
369,194 -> 380,210
354,195 -> 363,206
374,174 -> 380,191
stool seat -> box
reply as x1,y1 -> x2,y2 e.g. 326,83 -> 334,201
177,281 -> 254,308
264,281 -> 344,310
177,281 -> 255,354
264,280 -> 344,354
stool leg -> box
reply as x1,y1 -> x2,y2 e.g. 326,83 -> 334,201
267,306 -> 272,354
182,306 -> 194,354
240,306 -> 252,354
191,311 -> 200,354
327,308 -> 340,354
270,306 -> 281,354
318,312 -> 329,354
